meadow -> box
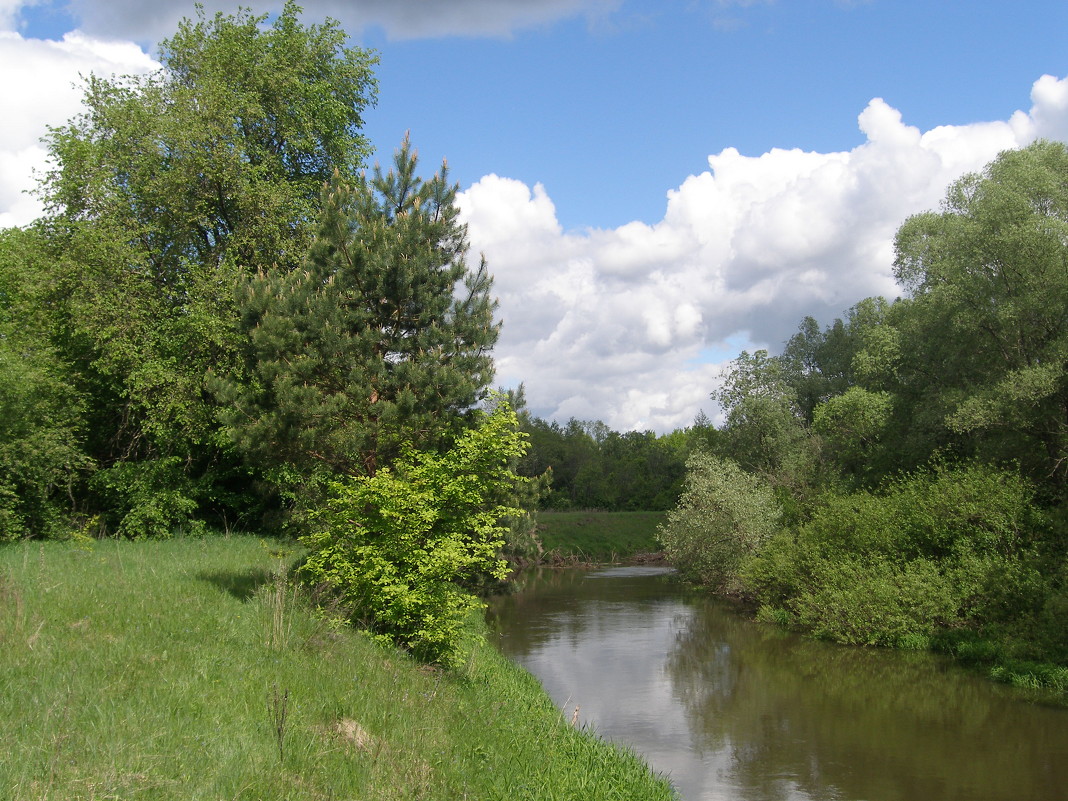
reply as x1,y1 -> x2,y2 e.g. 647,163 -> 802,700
536,511 -> 666,562
0,535 -> 676,800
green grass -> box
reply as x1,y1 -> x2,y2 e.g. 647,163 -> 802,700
536,511 -> 665,562
0,535 -> 676,800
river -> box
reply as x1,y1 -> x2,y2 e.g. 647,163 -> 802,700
486,566 -> 1068,801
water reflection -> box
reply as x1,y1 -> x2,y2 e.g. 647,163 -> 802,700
487,567 -> 1068,801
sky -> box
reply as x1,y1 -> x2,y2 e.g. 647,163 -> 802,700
2,0 -> 1068,432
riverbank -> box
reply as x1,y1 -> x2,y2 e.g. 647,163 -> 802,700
535,510 -> 666,563
0,535 -> 676,800
492,566 -> 1068,801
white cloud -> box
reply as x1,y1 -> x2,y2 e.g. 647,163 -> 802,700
1027,74 -> 1068,141
2,8 -> 1066,434
0,0 -> 26,29
0,29 -> 157,228
459,78 -> 1067,432
50,0 -> 622,42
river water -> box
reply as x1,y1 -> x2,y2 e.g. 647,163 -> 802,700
486,566 -> 1068,801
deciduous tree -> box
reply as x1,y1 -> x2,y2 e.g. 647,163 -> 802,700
893,140 -> 1068,495
35,2 -> 378,532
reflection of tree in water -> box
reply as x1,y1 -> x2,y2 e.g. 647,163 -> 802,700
487,568 -> 681,654
665,599 -> 1068,801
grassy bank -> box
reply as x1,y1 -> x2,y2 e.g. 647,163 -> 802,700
536,511 -> 665,562
0,536 -> 676,800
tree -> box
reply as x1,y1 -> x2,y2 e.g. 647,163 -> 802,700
215,137 -> 499,487
812,387 -> 893,482
0,229 -> 91,539
779,298 -> 894,422
35,3 -> 378,532
658,451 -> 782,592
43,2 -> 377,274
713,350 -> 816,491
893,140 -> 1068,496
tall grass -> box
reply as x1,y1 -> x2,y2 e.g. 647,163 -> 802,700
0,535 -> 676,800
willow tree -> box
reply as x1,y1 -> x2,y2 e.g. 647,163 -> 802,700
216,137 -> 499,492
893,140 -> 1068,496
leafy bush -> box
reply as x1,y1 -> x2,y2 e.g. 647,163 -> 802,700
789,555 -> 957,647
0,345 -> 91,540
89,457 -> 205,539
298,403 -> 528,667
658,451 -> 782,591
743,462 -> 1048,647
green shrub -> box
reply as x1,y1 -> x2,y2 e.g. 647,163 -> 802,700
741,530 -> 814,606
788,555 -> 956,647
0,345 -> 91,540
89,457 -> 205,539
744,462 -> 1049,650
298,403 -> 527,667
884,463 -> 1040,559
658,451 -> 782,591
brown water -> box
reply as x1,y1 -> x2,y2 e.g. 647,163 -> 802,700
486,566 -> 1068,801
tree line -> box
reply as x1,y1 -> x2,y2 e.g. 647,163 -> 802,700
514,406 -> 697,512
661,140 -> 1068,687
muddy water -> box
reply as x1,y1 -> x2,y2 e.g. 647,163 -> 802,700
487,566 -> 1068,801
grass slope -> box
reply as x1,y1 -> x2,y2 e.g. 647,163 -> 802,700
537,511 -> 665,561
0,536 -> 675,800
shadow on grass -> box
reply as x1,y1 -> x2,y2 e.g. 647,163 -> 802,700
197,567 -> 274,601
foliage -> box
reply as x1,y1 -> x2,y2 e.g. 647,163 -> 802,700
812,386 -> 893,480
789,555 -> 958,648
713,350 -> 817,491
490,386 -> 552,561
87,457 -> 205,539
216,136 -> 498,490
0,228 -> 91,540
658,451 -> 782,591
779,298 -> 893,421
0,345 -> 90,540
743,463 -> 1047,647
892,140 -> 1068,495
33,2 -> 378,533
43,1 -> 377,272
518,415 -> 688,511
298,402 -> 528,666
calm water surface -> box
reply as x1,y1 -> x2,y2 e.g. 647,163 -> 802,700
487,566 -> 1068,801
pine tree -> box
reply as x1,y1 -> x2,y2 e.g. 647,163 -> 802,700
217,137 -> 499,486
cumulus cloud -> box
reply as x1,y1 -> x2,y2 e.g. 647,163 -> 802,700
0,29 -> 157,227
0,0 -> 26,29
2,4 -> 1067,435
37,0 -> 622,42
459,76 -> 1068,432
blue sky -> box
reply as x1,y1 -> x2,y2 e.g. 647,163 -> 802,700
3,0 -> 1068,430
352,0 -> 1068,231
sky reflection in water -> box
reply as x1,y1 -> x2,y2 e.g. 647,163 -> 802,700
488,567 -> 1068,801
